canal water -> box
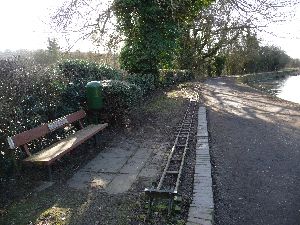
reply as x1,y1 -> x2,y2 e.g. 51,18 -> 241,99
250,75 -> 300,104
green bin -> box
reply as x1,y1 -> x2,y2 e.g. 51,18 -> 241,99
86,81 -> 103,110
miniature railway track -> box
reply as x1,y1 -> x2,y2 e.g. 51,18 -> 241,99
145,100 -> 197,215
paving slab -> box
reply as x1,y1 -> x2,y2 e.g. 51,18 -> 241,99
68,171 -> 93,189
132,147 -> 153,159
68,171 -> 116,189
196,142 -> 209,148
83,155 -> 129,173
100,147 -> 136,158
90,173 -> 116,189
105,173 -> 138,194
68,138 -> 159,192
139,167 -> 159,178
119,158 -> 147,174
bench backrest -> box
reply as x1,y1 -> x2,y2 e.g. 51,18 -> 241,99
7,110 -> 86,151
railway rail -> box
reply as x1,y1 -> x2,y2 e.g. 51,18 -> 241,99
144,100 -> 197,216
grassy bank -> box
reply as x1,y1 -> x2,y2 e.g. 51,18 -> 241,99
238,68 -> 299,83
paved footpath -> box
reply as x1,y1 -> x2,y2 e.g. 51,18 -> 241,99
68,137 -> 167,194
202,78 -> 300,225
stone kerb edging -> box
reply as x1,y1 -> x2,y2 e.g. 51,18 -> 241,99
187,106 -> 214,225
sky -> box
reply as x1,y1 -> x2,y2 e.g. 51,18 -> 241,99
0,0 -> 96,52
0,0 -> 60,51
258,5 -> 300,60
0,0 -> 300,59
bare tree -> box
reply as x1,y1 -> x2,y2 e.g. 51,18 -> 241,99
51,0 -> 118,51
176,0 -> 300,73
225,0 -> 300,37
50,0 -> 299,55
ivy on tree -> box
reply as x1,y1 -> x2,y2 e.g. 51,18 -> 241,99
114,0 -> 214,83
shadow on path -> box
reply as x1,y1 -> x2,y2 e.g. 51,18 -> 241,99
202,77 -> 300,225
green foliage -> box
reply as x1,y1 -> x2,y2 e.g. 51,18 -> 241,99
288,58 -> 300,68
61,51 -> 120,69
124,70 -> 194,92
31,39 -> 61,65
115,0 -> 179,78
47,38 -> 60,54
114,0 -> 214,79
0,58 -> 69,177
1,49 -> 120,68
214,55 -> 226,76
124,70 -> 194,96
206,55 -> 226,77
257,46 -> 291,72
159,70 -> 176,86
101,80 -> 142,118
0,55 -> 193,178
159,69 -> 194,86
58,59 -> 122,81
57,61 -> 143,121
175,31 -> 195,71
0,58 -> 138,178
47,38 -> 61,64
125,73 -> 156,95
225,32 -> 291,75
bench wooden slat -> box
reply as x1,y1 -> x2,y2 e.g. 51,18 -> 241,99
66,110 -> 86,124
24,123 -> 108,165
8,109 -> 87,149
10,124 -> 50,149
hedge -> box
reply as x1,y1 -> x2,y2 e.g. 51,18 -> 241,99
0,58 -> 194,178
159,69 -> 194,86
0,59 -> 68,177
0,59 -> 140,178
101,80 -> 142,118
124,70 -> 194,94
125,73 -> 156,95
58,59 -> 122,81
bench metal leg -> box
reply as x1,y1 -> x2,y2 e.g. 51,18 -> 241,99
94,134 -> 100,147
48,165 -> 53,181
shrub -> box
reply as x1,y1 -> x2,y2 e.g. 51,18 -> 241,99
0,59 -> 69,177
58,59 -> 122,81
159,69 -> 194,86
0,57 -> 192,179
0,58 -> 142,178
124,73 -> 156,95
159,70 -> 175,86
101,80 -> 142,119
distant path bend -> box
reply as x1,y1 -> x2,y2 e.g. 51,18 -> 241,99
202,77 -> 300,225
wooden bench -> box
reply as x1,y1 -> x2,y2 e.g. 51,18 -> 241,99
7,109 -> 108,180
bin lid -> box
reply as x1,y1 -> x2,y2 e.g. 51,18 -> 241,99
86,81 -> 101,88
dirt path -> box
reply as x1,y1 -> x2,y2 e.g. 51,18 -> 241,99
202,77 -> 300,225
